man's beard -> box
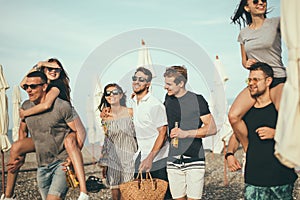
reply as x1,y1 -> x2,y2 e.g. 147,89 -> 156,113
250,89 -> 266,98
134,85 -> 148,95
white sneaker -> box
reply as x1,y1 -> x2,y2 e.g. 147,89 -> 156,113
78,192 -> 89,200
0,194 -> 16,200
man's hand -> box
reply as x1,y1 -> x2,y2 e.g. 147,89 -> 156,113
170,127 -> 186,139
256,127 -> 275,140
139,155 -> 154,172
61,157 -> 72,172
7,155 -> 25,173
227,155 -> 242,172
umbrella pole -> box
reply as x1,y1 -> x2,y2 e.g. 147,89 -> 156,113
1,150 -> 5,194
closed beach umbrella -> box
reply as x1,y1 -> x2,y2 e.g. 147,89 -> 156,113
12,85 -> 21,142
137,39 -> 156,77
0,64 -> 10,152
214,55 -> 229,83
275,0 -> 300,168
0,64 -> 10,194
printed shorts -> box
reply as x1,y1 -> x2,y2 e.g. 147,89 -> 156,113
244,183 -> 294,200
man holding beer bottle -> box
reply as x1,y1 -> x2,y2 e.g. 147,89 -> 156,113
163,65 -> 217,200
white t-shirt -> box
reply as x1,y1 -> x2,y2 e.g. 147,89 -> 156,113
131,92 -> 169,162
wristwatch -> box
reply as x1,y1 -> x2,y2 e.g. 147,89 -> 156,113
225,152 -> 234,160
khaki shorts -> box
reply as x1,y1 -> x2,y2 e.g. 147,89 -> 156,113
167,161 -> 205,199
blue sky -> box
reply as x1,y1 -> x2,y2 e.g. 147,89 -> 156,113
0,0 -> 282,129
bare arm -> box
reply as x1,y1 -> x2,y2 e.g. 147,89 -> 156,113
226,133 -> 242,172
20,67 -> 39,88
139,125 -> 167,172
170,113 -> 217,139
20,87 -> 60,119
240,44 -> 257,69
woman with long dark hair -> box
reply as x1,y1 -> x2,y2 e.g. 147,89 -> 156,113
228,0 -> 286,152
98,83 -> 137,200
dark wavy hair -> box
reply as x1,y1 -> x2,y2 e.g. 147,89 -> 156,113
249,62 -> 273,78
41,58 -> 71,102
231,0 -> 268,28
98,83 -> 126,111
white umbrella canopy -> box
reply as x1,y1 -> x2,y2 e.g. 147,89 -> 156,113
275,0 -> 300,168
0,64 -> 10,152
12,85 -> 21,142
137,39 -> 156,77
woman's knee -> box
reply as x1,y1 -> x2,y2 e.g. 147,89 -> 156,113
10,142 -> 22,156
228,110 -> 241,125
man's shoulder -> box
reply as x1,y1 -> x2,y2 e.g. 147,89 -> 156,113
53,98 -> 72,109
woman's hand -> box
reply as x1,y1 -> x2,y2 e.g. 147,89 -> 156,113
19,109 -> 25,120
100,107 -> 112,119
245,59 -> 257,69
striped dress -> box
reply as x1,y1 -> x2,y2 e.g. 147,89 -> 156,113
99,116 -> 138,188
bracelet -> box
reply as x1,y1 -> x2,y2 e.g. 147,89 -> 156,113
225,152 -> 234,160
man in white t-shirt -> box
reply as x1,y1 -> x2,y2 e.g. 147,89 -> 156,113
131,67 -> 171,199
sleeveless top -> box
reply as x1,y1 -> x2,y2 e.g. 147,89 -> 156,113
100,116 -> 138,172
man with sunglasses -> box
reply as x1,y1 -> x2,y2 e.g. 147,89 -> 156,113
226,62 -> 297,200
131,67 -> 172,199
3,71 -> 76,200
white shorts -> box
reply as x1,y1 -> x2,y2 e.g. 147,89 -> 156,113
167,161 -> 205,199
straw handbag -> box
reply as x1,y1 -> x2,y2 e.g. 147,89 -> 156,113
120,172 -> 168,200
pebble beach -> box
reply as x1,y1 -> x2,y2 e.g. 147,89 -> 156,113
1,149 -> 299,200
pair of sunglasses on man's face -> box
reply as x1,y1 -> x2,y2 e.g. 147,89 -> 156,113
132,76 -> 147,82
105,89 -> 121,96
46,67 -> 62,73
23,83 -> 45,90
252,0 -> 266,4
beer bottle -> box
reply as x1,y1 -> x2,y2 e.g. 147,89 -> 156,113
171,122 -> 179,148
66,166 -> 79,188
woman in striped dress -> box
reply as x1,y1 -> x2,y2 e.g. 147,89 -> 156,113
98,83 -> 138,200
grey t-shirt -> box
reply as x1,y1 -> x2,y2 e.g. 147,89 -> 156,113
22,98 -> 74,167
238,17 -> 286,78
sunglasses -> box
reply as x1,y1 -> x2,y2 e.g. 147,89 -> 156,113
46,67 -> 62,73
23,83 -> 45,90
253,0 -> 266,4
132,76 -> 147,82
105,89 -> 121,96
245,77 -> 266,84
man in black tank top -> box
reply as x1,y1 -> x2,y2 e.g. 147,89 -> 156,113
226,62 -> 297,200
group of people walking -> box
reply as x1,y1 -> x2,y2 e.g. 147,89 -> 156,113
1,0 -> 299,200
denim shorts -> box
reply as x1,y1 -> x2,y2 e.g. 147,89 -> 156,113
244,183 -> 294,200
37,160 -> 68,200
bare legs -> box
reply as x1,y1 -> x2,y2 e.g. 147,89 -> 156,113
270,83 -> 284,111
64,116 -> 88,195
228,87 -> 255,152
111,188 -> 121,200
5,138 -> 35,198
